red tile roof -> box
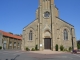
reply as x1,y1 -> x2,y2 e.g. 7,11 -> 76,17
0,30 -> 22,40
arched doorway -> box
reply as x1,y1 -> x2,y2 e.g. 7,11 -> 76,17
3,41 -> 7,50
44,30 -> 51,49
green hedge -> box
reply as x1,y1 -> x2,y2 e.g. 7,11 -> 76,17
60,45 -> 64,51
35,45 -> 38,50
31,48 -> 35,51
25,47 -> 30,51
0,46 -> 2,50
69,47 -> 72,52
55,44 -> 58,51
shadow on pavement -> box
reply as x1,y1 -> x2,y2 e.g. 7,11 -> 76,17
5,55 -> 20,60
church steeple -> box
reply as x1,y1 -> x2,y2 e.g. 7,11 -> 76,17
51,0 -> 54,5
39,0 -> 54,6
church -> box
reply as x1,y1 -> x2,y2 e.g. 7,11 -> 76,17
22,0 -> 77,51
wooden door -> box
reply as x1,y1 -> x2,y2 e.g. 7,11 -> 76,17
44,38 -> 51,49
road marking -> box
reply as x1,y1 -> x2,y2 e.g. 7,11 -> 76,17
73,54 -> 80,57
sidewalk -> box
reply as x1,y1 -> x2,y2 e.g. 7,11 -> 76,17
29,50 -> 70,54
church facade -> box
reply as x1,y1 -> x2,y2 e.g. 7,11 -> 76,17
22,0 -> 77,51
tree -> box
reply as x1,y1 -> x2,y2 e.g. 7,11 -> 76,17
77,44 -> 80,49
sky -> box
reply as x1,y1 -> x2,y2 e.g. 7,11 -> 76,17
0,0 -> 80,40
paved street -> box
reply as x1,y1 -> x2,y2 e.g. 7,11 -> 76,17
0,50 -> 80,60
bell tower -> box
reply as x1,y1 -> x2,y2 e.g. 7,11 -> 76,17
38,0 -> 55,23
39,0 -> 54,6
39,0 -> 54,10
38,0 -> 56,51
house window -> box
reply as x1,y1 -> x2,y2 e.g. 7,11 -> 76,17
18,43 -> 20,47
9,42 -> 12,46
14,42 -> 16,46
64,29 -> 68,40
29,30 -> 33,40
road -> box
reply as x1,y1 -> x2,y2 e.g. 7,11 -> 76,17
0,50 -> 80,60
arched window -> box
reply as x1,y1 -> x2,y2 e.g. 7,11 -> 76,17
29,30 -> 33,40
64,29 -> 68,40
